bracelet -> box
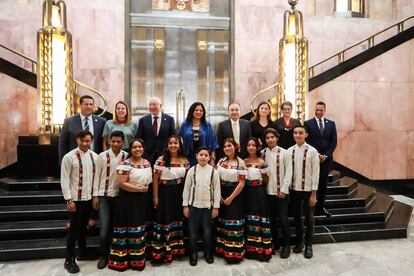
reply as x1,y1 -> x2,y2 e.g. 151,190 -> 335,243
153,196 -> 158,200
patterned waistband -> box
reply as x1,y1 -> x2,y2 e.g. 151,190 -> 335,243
245,180 -> 262,187
221,181 -> 238,187
160,178 -> 184,185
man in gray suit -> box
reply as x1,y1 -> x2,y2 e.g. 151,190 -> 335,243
59,95 -> 106,163
216,103 -> 252,159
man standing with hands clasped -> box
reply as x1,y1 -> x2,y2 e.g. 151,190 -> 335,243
304,101 -> 337,217
285,125 -> 320,259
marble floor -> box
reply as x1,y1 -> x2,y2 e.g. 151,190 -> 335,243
1,196 -> 413,276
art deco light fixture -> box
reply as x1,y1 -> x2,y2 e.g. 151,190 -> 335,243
277,0 -> 308,122
37,0 -> 74,142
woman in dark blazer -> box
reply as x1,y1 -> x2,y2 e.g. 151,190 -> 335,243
273,101 -> 302,150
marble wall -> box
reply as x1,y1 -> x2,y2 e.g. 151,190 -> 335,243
0,0 -> 124,168
0,0 -> 413,179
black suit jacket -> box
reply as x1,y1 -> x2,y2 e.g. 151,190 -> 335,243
216,119 -> 252,159
58,114 -> 106,163
136,113 -> 175,164
304,117 -> 337,162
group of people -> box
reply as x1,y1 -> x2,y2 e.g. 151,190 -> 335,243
58,95 -> 337,274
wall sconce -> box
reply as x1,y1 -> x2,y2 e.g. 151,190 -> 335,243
37,0 -> 74,143
277,0 -> 308,122
335,0 -> 365,18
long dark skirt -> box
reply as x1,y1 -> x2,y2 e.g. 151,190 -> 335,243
215,184 -> 245,263
108,188 -> 152,271
244,184 -> 272,262
152,183 -> 185,263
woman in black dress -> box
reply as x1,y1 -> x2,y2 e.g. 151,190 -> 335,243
250,101 -> 275,143
273,101 -> 302,149
108,139 -> 153,271
243,138 -> 272,262
216,138 -> 247,263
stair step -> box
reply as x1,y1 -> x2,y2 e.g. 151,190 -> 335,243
325,184 -> 375,209
0,190 -> 63,205
0,204 -> 67,222
0,220 -> 99,240
327,176 -> 358,195
328,170 -> 341,183
0,237 -> 99,262
0,178 -> 61,191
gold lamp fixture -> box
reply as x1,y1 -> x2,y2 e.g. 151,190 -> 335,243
277,0 -> 308,122
37,0 -> 74,143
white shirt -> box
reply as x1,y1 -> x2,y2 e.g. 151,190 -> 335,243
183,164 -> 221,209
61,148 -> 98,201
80,114 -> 95,151
151,113 -> 162,135
93,148 -> 127,197
262,146 -> 290,195
230,119 -> 240,144
285,142 -> 320,192
315,116 -> 325,130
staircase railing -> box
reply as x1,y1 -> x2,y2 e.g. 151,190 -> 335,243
0,42 -> 107,116
250,15 -> 414,113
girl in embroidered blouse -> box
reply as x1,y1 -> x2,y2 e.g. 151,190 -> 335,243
108,139 -> 152,272
152,135 -> 189,263
215,138 -> 247,263
243,138 -> 272,262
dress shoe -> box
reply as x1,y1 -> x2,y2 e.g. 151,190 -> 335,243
293,242 -> 304,254
64,257 -> 80,274
205,253 -> 214,264
280,246 -> 290,259
190,253 -> 198,266
304,245 -> 313,259
97,257 -> 108,269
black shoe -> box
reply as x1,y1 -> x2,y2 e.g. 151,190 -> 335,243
293,242 -> 304,254
304,245 -> 313,259
205,253 -> 214,264
64,257 -> 80,274
190,253 -> 198,266
280,246 -> 290,259
320,208 -> 332,217
97,257 -> 108,269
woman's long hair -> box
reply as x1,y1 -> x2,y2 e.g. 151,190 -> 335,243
251,101 -> 272,123
127,138 -> 145,159
185,102 -> 207,123
222,138 -> 240,166
162,135 -> 186,166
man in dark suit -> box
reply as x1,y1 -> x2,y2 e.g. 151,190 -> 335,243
136,97 -> 175,165
304,101 -> 337,217
216,103 -> 252,159
59,95 -> 106,163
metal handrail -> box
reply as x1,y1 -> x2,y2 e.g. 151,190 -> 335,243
309,15 -> 414,76
250,15 -> 414,109
0,42 -> 108,116
250,82 -> 278,115
73,79 -> 108,116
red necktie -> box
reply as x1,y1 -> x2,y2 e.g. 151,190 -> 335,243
152,116 -> 158,136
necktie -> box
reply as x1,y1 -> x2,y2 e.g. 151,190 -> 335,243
84,117 -> 90,131
318,118 -> 324,135
232,122 -> 239,144
152,116 -> 158,136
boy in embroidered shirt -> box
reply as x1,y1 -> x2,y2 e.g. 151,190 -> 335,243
285,125 -> 320,259
262,128 -> 291,259
92,131 -> 127,269
183,147 -> 221,266
60,130 -> 98,274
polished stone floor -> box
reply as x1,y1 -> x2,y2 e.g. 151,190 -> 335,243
1,196 -> 413,276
